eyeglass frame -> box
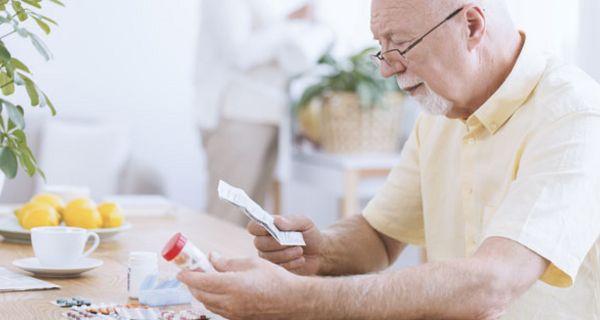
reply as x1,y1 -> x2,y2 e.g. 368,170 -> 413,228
371,6 -> 465,68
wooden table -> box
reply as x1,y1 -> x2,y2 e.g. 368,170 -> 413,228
0,209 -> 256,319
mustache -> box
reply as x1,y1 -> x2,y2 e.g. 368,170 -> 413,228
396,76 -> 424,89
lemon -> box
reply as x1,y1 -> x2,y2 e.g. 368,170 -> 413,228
63,198 -> 96,225
20,205 -> 59,230
65,198 -> 96,211
97,202 -> 125,228
30,193 -> 65,220
64,206 -> 102,229
103,211 -> 124,228
16,202 -> 59,224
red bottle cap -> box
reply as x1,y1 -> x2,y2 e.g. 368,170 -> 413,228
162,232 -> 188,261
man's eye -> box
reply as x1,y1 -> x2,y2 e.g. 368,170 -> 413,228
392,40 -> 408,48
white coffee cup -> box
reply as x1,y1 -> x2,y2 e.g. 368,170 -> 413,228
31,227 -> 100,267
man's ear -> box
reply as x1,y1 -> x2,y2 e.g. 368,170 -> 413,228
463,5 -> 486,51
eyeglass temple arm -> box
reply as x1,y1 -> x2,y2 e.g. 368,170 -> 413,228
402,7 -> 465,54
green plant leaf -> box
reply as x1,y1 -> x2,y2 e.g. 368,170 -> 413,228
1,80 -> 14,95
3,101 -> 24,129
296,82 -> 327,110
0,72 -> 14,95
10,58 -> 31,73
0,147 -> 18,178
0,43 -> 11,62
18,72 -> 39,106
6,118 -> 16,132
22,0 -> 41,9
295,46 -> 403,111
33,17 -> 50,34
20,148 -> 36,175
49,0 -> 65,6
16,27 -> 29,38
42,92 -> 56,115
12,130 -> 37,176
38,14 -> 57,26
29,33 -> 52,60
11,1 -> 28,21
12,129 -> 26,144
0,0 -> 62,179
318,53 -> 337,67
4,60 -> 15,77
12,72 -> 24,85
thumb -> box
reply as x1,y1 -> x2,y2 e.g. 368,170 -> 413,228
274,215 -> 314,232
210,254 -> 255,273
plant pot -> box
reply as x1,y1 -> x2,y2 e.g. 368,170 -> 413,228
320,91 -> 404,154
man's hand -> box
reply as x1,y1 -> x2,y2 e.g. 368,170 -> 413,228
177,254 -> 306,320
247,215 -> 323,275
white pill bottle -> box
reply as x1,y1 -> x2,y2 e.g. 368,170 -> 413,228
127,251 -> 158,299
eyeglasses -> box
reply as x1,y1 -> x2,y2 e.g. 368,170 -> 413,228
371,7 -> 464,69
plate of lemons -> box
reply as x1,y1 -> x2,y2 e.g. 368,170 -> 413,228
0,193 -> 131,243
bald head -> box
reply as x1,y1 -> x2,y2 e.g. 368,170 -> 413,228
370,0 -> 521,119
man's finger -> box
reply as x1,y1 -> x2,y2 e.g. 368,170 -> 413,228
281,256 -> 306,271
189,289 -> 227,315
247,220 -> 270,236
274,215 -> 314,232
177,270 -> 230,294
258,246 -> 303,264
211,255 -> 256,273
254,235 -> 286,252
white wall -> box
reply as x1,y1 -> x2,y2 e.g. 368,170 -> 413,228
577,0 -> 600,81
506,0 -> 580,62
314,0 -> 375,56
3,0 -> 205,208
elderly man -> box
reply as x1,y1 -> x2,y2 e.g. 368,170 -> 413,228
179,0 -> 600,319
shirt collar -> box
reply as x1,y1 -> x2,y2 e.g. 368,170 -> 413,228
467,32 -> 547,134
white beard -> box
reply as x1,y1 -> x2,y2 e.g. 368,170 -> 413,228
396,78 -> 453,116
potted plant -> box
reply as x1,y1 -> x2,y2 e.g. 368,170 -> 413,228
294,47 -> 405,154
0,0 -> 63,192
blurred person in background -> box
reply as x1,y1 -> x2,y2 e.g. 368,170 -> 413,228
194,0 -> 332,225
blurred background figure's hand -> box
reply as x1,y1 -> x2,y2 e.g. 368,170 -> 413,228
288,4 -> 312,20
248,215 -> 323,275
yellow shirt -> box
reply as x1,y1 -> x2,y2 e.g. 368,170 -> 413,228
363,36 -> 600,319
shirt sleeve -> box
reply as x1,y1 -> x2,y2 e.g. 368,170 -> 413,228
362,117 -> 425,246
482,111 -> 600,288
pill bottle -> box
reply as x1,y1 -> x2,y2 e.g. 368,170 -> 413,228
161,233 -> 215,272
162,233 -> 215,311
128,251 -> 158,299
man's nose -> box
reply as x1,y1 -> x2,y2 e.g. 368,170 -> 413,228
379,59 -> 406,78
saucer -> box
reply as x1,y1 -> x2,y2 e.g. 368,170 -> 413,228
12,257 -> 103,278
